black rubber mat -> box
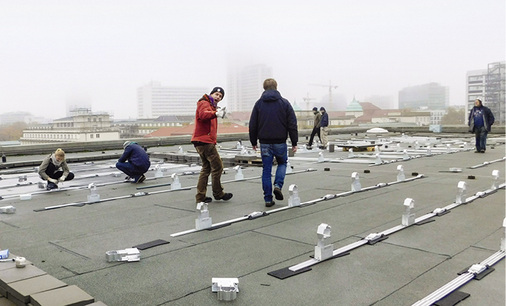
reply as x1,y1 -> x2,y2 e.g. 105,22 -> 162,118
268,267 -> 312,280
132,239 -> 170,250
434,290 -> 470,306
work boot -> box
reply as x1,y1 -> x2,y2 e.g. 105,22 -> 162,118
46,182 -> 58,190
204,197 -> 212,203
215,193 -> 233,201
136,174 -> 146,183
265,200 -> 275,207
274,187 -> 284,200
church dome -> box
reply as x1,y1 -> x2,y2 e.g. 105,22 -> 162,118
346,97 -> 363,112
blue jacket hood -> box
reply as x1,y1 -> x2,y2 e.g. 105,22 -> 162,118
261,90 -> 282,102
248,90 -> 298,146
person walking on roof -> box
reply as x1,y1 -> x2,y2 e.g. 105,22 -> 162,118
319,107 -> 329,149
249,78 -> 298,207
307,107 -> 322,149
191,86 -> 233,204
116,141 -> 150,183
468,98 -> 494,153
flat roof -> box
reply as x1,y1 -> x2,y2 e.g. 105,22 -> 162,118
0,133 -> 504,305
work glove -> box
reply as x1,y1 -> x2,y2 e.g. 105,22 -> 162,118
59,176 -> 66,182
216,107 -> 227,119
48,178 -> 58,184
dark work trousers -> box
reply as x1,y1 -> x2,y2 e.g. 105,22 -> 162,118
474,126 -> 488,152
308,126 -> 321,146
194,143 -> 225,203
43,163 -> 75,181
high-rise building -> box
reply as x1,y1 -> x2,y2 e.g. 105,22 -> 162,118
137,81 -> 207,118
398,82 -> 449,110
227,64 -> 273,113
466,61 -> 505,124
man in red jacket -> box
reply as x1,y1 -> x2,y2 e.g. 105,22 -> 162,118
191,87 -> 233,204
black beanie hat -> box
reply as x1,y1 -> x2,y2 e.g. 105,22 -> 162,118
312,107 -> 318,111
210,87 -> 225,98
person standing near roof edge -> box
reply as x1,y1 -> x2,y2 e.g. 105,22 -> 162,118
468,98 -> 494,153
191,86 -> 233,204
249,78 -> 298,207
116,141 -> 150,183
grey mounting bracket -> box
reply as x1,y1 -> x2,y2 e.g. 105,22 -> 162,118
456,181 -> 467,204
234,165 -> 244,180
288,184 -> 300,207
396,165 -> 405,181
0,206 -> 16,214
196,202 -> 212,230
171,173 -> 181,190
212,277 -> 239,301
315,223 -> 333,261
105,248 -> 140,262
351,172 -> 361,192
401,198 -> 415,226
491,170 -> 500,190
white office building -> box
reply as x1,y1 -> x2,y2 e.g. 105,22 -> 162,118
137,81 -> 207,118
227,64 -> 273,113
20,108 -> 119,144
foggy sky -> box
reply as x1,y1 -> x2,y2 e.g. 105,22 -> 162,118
1,0 -> 504,120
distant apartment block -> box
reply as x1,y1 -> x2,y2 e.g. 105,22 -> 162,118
112,115 -> 194,138
20,108 -> 119,144
227,64 -> 273,112
137,81 -> 207,118
0,112 -> 47,125
466,61 -> 505,124
398,82 -> 449,110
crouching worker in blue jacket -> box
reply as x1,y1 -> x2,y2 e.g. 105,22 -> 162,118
116,141 -> 151,183
39,148 -> 75,190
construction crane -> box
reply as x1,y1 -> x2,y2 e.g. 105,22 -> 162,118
302,92 -> 315,110
310,81 -> 339,108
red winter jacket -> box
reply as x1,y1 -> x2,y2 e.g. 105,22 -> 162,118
191,94 -> 218,144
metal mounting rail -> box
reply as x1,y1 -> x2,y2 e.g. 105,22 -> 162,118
34,187 -> 192,211
412,250 -> 505,306
170,174 -> 426,238
34,169 -> 316,212
286,183 -> 505,272
469,156 -> 506,169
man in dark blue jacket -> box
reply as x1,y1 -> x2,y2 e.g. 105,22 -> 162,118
249,78 -> 298,207
116,141 -> 151,183
319,107 -> 329,149
468,99 -> 495,153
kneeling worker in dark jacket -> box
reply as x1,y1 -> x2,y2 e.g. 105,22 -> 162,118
116,141 -> 151,183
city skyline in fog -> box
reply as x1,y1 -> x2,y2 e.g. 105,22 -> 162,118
1,0 -> 504,120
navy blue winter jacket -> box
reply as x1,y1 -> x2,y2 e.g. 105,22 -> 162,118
468,106 -> 495,132
320,108 -> 329,127
249,90 -> 298,146
118,143 -> 151,172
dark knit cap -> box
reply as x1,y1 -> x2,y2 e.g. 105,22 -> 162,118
312,107 -> 318,111
210,87 -> 225,98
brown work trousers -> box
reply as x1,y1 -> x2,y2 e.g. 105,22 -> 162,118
194,143 -> 224,202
